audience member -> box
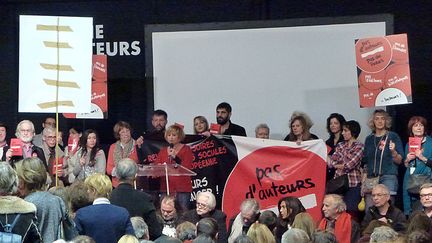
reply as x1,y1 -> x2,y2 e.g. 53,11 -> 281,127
247,222 -> 275,243
419,183 -> 432,217
291,212 -> 316,240
32,116 -> 56,147
216,102 -> 246,136
71,235 -> 96,243
111,158 -> 162,240
74,173 -> 134,243
407,230 -> 431,243
15,157 -> 67,242
274,196 -> 306,243
0,122 -> 9,161
406,210 -> 432,237
257,210 -> 277,232
154,214 -> 183,243
281,228 -> 309,243
107,121 -> 139,187
358,219 -> 390,243
0,162 -> 42,242
66,180 -> 92,218
118,234 -> 140,243
255,123 -> 270,139
232,235 -> 253,243
311,230 -> 336,243
318,194 -> 360,243
369,225 -> 398,242
403,116 -> 432,215
130,216 -> 153,242
176,221 -> 197,242
159,195 -> 182,238
328,120 -> 363,217
156,124 -> 194,211
361,184 -> 406,232
196,218 -> 219,240
68,129 -> 106,183
228,199 -> 260,243
181,191 -> 227,243
362,109 -> 404,209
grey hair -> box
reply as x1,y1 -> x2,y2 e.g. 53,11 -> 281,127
373,184 -> 390,195
116,158 -> 138,181
370,226 -> 398,242
42,126 -> 56,137
15,120 -> 35,138
197,191 -> 216,210
0,162 -> 19,195
282,228 -> 310,243
255,123 -> 270,134
240,199 -> 260,215
130,216 -> 149,240
325,194 -> 347,213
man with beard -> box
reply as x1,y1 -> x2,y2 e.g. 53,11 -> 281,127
136,110 -> 169,199
6,120 -> 46,168
216,102 -> 246,136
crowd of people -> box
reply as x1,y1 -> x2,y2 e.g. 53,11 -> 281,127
0,102 -> 432,243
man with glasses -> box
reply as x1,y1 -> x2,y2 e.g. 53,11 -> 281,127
361,184 -> 406,232
41,126 -> 66,186
33,116 -> 56,147
228,198 -> 260,243
419,183 -> 432,217
181,191 -> 227,243
6,120 -> 46,167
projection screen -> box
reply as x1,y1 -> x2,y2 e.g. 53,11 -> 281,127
146,15 -> 393,141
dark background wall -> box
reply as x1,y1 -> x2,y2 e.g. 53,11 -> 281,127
1,0 -> 431,145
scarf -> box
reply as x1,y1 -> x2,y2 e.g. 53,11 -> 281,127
113,139 -> 134,166
319,212 -> 352,243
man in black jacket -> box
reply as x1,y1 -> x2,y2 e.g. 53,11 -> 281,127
361,184 -> 406,232
181,191 -> 227,243
111,158 -> 162,240
216,102 -> 246,136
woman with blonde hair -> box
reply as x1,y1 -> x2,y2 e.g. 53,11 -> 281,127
291,212 -> 316,240
74,173 -> 134,243
156,124 -> 194,211
246,222 -> 276,243
15,157 -> 66,243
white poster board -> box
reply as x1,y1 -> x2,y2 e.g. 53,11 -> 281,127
19,15 -> 93,113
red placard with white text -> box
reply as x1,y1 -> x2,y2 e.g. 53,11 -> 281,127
355,34 -> 412,107
63,55 -> 108,119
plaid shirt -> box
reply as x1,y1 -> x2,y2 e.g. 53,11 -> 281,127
330,141 -> 364,187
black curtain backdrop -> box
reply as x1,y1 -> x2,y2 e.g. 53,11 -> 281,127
1,0 -> 431,146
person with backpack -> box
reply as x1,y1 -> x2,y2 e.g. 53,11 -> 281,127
0,162 -> 42,242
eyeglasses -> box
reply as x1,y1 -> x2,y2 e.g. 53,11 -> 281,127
371,193 -> 388,198
45,136 -> 56,140
420,193 -> 432,198
20,129 -> 32,133
196,202 -> 208,208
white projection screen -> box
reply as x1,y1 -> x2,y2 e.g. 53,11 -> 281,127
147,15 -> 393,141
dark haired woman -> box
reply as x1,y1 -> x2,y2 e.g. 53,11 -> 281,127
70,129 -> 106,182
328,120 -> 364,218
325,113 -> 346,182
274,196 -> 306,243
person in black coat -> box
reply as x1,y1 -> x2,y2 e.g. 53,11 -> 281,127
180,191 -> 228,243
111,158 -> 162,240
